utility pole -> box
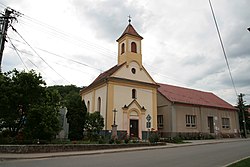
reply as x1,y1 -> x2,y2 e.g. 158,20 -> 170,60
0,7 -> 20,72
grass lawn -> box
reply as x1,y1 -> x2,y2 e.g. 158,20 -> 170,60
227,157 -> 250,167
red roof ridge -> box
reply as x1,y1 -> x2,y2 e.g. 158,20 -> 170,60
158,83 -> 213,94
117,23 -> 143,41
158,83 -> 236,110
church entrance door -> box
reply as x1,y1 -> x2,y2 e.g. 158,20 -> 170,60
130,119 -> 138,138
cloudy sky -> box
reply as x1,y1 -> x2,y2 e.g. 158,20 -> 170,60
1,0 -> 250,105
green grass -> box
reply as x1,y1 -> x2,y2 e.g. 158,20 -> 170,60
227,157 -> 250,167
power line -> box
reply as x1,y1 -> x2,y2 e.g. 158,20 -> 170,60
11,26 -> 71,84
18,15 -> 117,59
208,0 -> 238,97
7,36 -> 104,73
7,35 -> 29,71
6,38 -> 59,84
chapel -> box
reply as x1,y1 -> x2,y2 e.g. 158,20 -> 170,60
80,20 -> 240,139
80,20 -> 158,139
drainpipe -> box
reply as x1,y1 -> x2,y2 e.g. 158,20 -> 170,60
199,106 -> 203,134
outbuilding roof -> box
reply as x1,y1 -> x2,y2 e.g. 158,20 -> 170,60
158,83 -> 236,110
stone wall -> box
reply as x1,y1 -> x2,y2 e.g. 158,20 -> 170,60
0,143 -> 165,153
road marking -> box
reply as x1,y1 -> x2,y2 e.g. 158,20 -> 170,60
223,155 -> 250,167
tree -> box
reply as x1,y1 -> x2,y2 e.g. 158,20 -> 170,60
0,69 -> 46,137
23,89 -> 61,141
0,69 -> 61,141
237,93 -> 249,138
65,91 -> 87,140
84,112 -> 104,141
48,85 -> 81,106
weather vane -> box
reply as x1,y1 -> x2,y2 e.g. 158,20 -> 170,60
128,15 -> 132,24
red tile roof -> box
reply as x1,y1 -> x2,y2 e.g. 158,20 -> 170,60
158,83 -> 236,110
117,23 -> 143,41
80,63 -> 125,94
92,64 -> 124,84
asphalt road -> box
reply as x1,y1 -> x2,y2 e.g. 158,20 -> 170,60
1,140 -> 250,167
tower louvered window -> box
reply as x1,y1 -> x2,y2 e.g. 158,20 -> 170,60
131,42 -> 137,53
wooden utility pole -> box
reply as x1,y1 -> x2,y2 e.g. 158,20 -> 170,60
0,8 -> 12,72
0,7 -> 20,72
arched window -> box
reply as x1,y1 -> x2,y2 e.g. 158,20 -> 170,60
131,42 -> 137,53
121,43 -> 125,54
87,101 -> 90,112
132,89 -> 137,99
97,97 -> 101,112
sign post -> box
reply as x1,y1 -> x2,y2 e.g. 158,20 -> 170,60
146,114 -> 151,140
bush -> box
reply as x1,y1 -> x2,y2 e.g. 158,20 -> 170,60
149,132 -> 159,143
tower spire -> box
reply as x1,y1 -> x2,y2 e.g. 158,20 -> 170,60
128,15 -> 132,24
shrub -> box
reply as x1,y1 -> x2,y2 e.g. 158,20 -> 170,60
149,132 -> 159,143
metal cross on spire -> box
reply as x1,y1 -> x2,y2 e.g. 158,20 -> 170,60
128,15 -> 132,24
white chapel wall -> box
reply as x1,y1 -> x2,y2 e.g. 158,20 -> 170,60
113,84 -> 153,131
113,61 -> 154,84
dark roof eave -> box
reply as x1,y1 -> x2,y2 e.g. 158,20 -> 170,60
80,78 -> 107,95
170,100 -> 237,111
116,33 -> 143,42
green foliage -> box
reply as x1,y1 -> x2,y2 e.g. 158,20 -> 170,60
161,136 -> 184,144
48,85 -> 87,141
227,158 -> 250,167
65,92 -> 87,140
23,104 -> 60,140
148,132 -> 159,143
84,112 -> 104,141
0,69 -> 61,142
48,85 -> 81,106
236,95 -> 250,137
118,132 -> 130,144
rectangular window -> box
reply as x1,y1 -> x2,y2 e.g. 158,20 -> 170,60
186,115 -> 196,127
222,118 -> 230,129
157,115 -> 163,128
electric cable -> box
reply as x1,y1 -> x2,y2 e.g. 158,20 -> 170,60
11,26 -> 71,84
208,0 -> 238,97
7,35 -> 29,71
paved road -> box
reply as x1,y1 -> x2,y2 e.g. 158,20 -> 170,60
1,140 -> 250,167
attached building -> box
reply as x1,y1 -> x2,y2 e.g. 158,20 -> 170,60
157,83 -> 240,138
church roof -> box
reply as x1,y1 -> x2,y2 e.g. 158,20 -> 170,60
80,63 -> 125,94
88,63 -> 125,87
158,83 -> 236,110
116,23 -> 143,41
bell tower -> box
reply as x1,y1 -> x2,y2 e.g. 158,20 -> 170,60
116,18 -> 143,68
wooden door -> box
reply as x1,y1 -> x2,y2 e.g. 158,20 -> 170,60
208,117 -> 214,133
130,120 -> 138,138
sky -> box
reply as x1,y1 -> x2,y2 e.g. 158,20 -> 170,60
1,0 -> 250,106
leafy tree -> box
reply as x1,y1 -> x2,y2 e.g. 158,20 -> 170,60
84,112 -> 104,141
0,69 -> 61,141
23,104 -> 60,141
65,91 -> 87,140
0,69 -> 46,137
48,85 -> 81,106
48,85 -> 87,141
236,94 -> 250,137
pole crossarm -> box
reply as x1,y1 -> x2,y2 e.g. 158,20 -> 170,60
0,7 -> 22,72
